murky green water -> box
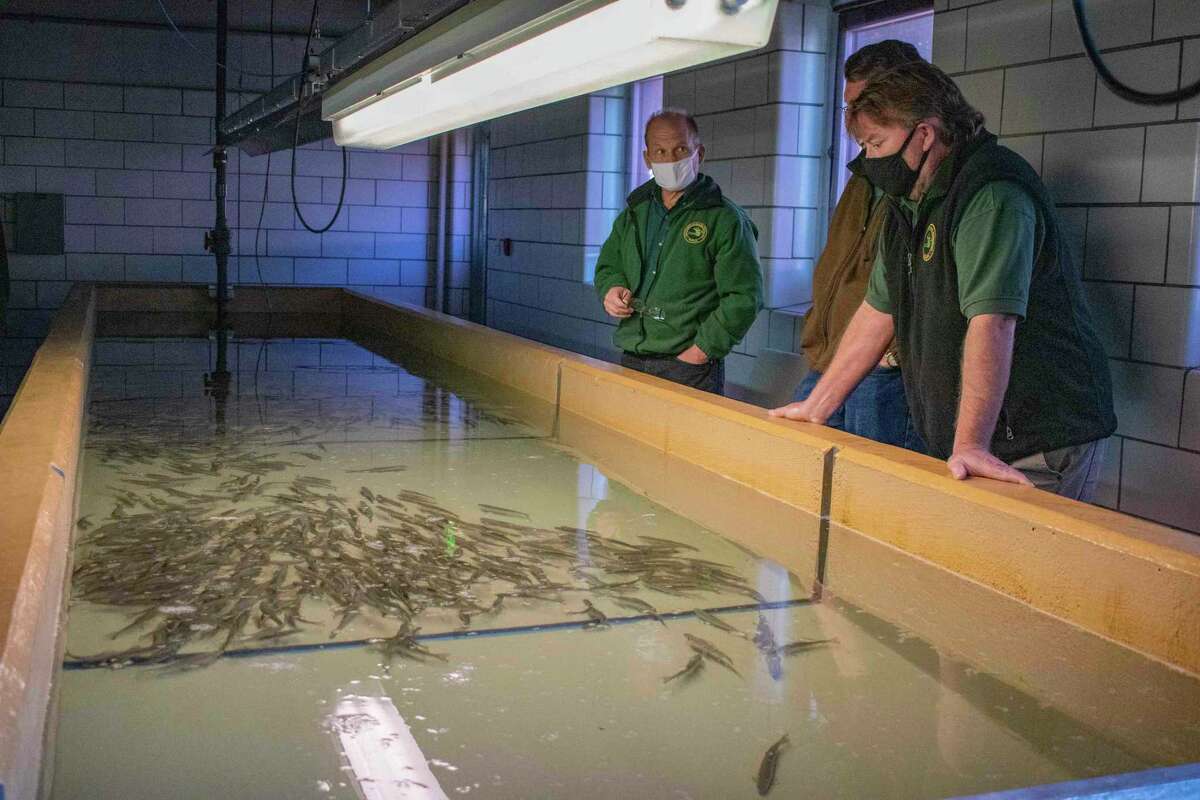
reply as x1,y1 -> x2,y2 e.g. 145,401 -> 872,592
50,330 -> 1198,800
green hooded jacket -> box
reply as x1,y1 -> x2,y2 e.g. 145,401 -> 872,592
593,175 -> 763,360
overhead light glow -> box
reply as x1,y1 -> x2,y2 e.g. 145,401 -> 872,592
323,0 -> 779,150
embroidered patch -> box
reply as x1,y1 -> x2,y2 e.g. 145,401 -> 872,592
921,223 -> 937,262
683,221 -> 708,245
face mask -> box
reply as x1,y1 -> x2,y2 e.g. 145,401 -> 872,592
860,126 -> 930,198
650,152 -> 698,192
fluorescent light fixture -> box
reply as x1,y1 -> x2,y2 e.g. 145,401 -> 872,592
323,0 -> 779,150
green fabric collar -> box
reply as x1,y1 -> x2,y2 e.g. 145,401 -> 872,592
627,173 -> 724,211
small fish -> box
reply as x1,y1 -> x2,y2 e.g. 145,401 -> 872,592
359,486 -> 376,503
76,515 -> 94,530
330,609 -> 357,639
477,503 -> 530,520
346,464 -> 408,474
694,608 -> 747,638
612,596 -> 666,625
567,599 -> 609,627
662,653 -> 704,684
684,633 -> 740,677
773,638 -> 837,656
755,615 -> 785,678
756,733 -> 789,796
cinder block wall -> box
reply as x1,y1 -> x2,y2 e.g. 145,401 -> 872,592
485,89 -> 628,359
935,0 -> 1200,531
484,0 -> 837,389
0,16 -> 469,419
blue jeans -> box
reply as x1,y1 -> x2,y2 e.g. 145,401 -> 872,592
794,367 -> 925,452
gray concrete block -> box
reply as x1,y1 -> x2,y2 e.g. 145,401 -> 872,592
65,140 -> 124,169
64,83 -> 124,112
124,86 -> 181,115
94,112 -> 155,142
4,79 -> 63,109
34,108 -> 93,139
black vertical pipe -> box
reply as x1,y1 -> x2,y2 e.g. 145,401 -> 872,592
212,0 -> 231,328
205,0 -> 232,431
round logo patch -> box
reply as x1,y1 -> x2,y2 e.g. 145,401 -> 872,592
683,221 -> 708,245
921,223 -> 937,262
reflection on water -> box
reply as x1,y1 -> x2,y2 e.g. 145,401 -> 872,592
51,333 -> 1199,800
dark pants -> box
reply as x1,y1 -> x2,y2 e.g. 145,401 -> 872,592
794,367 -> 925,452
620,352 -> 725,395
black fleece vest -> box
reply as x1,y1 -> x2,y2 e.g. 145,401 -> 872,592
881,131 -> 1116,462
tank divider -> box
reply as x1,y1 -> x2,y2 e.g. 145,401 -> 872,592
61,597 -> 814,671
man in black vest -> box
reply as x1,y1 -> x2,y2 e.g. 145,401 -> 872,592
770,62 -> 1116,500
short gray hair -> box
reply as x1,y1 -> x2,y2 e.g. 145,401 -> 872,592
644,107 -> 700,146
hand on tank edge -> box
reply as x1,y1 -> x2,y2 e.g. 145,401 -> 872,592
947,445 -> 1034,486
768,399 -> 828,425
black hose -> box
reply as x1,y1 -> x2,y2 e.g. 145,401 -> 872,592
291,0 -> 348,235
1072,0 -> 1200,105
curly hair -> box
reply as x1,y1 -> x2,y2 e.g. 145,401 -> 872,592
847,61 -> 985,148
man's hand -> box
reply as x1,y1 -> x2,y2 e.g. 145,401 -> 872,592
768,398 -> 829,425
603,286 -> 633,318
947,445 -> 1034,486
675,344 -> 708,365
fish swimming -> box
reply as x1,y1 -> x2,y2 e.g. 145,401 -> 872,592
756,733 -> 789,796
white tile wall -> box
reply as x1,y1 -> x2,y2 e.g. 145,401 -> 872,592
1092,44 -> 1181,126
1001,58 -> 1097,135
957,71 -> 1005,132
1042,127 -> 1145,203
1180,39 -> 1200,121
1130,285 -> 1200,367
1141,123 -> 1200,203
1084,206 -> 1169,282
933,10 -> 968,74
1181,368 -> 1200,451
966,0 -> 1052,70
1167,206 -> 1200,286
1120,439 -> 1200,531
1049,0 -> 1154,55
1109,359 -> 1185,444
1153,0 -> 1200,40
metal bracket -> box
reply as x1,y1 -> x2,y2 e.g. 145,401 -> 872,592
203,227 -> 231,257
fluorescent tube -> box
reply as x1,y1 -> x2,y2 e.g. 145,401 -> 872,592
324,0 -> 778,149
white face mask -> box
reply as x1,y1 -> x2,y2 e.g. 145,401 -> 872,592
649,152 -> 698,191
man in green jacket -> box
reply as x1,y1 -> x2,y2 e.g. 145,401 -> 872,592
593,108 -> 763,395
796,40 -> 924,450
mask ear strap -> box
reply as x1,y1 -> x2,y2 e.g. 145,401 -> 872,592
913,124 -> 933,174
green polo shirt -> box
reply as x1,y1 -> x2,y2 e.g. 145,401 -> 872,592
866,160 -> 1038,319
638,183 -> 698,300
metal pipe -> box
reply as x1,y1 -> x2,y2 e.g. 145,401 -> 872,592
467,124 -> 490,325
435,131 -> 449,313
211,0 -> 231,327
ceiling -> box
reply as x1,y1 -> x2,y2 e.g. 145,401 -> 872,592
0,0 -> 449,39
